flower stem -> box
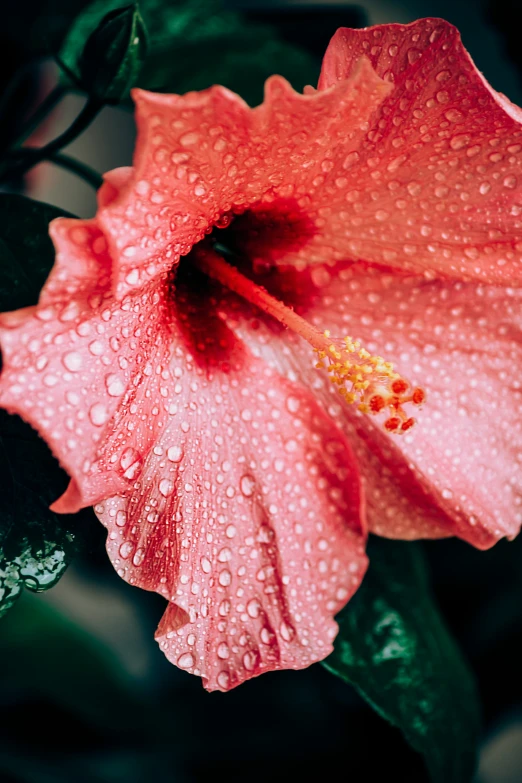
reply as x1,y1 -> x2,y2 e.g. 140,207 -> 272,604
10,85 -> 67,149
48,152 -> 103,190
0,98 -> 103,182
192,242 -> 327,351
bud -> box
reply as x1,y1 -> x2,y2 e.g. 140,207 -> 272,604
67,4 -> 147,104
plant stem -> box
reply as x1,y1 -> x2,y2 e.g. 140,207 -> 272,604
12,85 -> 67,149
0,98 -> 103,181
48,153 -> 103,190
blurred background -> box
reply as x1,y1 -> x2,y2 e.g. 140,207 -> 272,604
2,1 -> 522,781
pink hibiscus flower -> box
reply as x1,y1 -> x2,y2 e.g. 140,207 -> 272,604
1,17 -> 521,691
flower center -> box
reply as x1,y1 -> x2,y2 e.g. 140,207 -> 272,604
192,241 -> 425,433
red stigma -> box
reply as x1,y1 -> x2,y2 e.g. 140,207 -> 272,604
391,379 -> 408,395
369,394 -> 386,413
401,417 -> 415,432
412,387 -> 425,405
384,417 -> 401,432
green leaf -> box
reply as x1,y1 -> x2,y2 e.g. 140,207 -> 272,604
0,194 -> 93,616
0,195 -> 72,307
65,4 -> 148,103
323,537 -> 481,783
60,0 -> 319,106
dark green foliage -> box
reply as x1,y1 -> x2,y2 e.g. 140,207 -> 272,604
324,537 -> 481,782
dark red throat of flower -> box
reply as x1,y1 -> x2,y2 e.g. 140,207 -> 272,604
192,241 -> 425,434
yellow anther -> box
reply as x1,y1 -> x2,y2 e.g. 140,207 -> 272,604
310,331 -> 426,433
188,244 -> 425,437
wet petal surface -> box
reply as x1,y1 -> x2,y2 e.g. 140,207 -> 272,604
218,260 -> 522,548
313,18 -> 522,284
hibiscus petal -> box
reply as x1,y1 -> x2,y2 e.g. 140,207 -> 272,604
0,216 -> 367,689
91,283 -> 367,691
96,364 -> 367,692
0,218 -> 172,510
214,261 -> 522,549
96,60 -> 391,295
312,18 -> 522,284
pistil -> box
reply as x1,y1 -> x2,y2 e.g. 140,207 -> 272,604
192,242 -> 425,432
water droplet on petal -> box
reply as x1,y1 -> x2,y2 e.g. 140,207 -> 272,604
217,642 -> 230,659
217,671 -> 230,689
219,569 -> 231,587
280,622 -> 295,642
243,650 -> 259,671
180,132 -> 199,146
240,474 -> 255,497
105,374 -> 125,397
167,445 -> 183,462
89,403 -> 108,426
63,352 -> 83,372
247,599 -> 261,618
450,134 -> 470,151
218,547 -> 232,563
119,541 -> 134,559
177,652 -> 194,669
159,478 -> 174,497
120,447 -> 142,479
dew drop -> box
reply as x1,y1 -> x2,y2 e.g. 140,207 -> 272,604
88,340 -> 105,356
217,671 -> 230,689
63,352 -> 83,372
343,151 -> 360,170
177,652 -> 194,669
280,622 -> 295,642
407,48 -> 421,64
104,374 -> 125,397
450,134 -> 470,151
119,541 -> 134,559
247,598 -> 261,618
167,445 -> 183,462
217,642 -> 230,660
120,447 -> 141,479
445,109 -> 463,123
179,132 -> 199,146
260,627 -> 274,645
219,599 -> 231,616
243,650 -> 259,671
89,403 -> 109,427
240,474 -> 255,497
159,478 -> 175,497
219,569 -> 232,587
218,547 -> 232,563
116,510 -> 127,527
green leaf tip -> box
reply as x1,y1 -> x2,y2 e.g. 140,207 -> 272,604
62,2 -> 148,104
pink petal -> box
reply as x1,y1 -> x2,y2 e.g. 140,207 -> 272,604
0,219 -> 367,689
96,60 -> 391,294
312,18 -> 522,284
214,261 -> 522,549
0,218 -> 173,510
96,346 -> 366,691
